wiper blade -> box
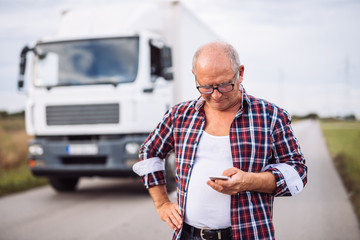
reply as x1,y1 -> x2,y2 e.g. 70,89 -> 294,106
45,83 -> 74,90
44,80 -> 119,90
90,81 -> 119,87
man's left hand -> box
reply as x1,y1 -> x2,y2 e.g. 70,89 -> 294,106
207,167 -> 276,195
207,167 -> 252,195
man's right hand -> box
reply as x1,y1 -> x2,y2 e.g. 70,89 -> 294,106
148,185 -> 182,231
156,201 -> 182,230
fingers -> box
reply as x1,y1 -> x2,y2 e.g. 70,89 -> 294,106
159,202 -> 183,230
207,177 -> 240,195
165,216 -> 178,231
207,179 -> 226,194
222,167 -> 240,177
175,203 -> 182,216
170,204 -> 183,229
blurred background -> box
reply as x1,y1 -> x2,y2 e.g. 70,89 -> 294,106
0,0 -> 359,117
0,0 -> 359,239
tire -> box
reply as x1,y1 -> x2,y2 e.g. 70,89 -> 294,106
165,152 -> 177,193
49,177 -> 79,192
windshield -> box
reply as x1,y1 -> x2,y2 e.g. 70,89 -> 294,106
34,37 -> 139,87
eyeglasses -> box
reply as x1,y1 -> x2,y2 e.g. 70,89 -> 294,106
196,71 -> 239,94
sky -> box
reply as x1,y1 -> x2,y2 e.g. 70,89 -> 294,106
0,0 -> 359,118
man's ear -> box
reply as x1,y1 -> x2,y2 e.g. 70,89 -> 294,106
239,65 -> 245,77
238,65 -> 245,84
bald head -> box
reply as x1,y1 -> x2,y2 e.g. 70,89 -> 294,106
192,42 -> 240,76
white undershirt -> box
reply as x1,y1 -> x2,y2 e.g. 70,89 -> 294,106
184,131 -> 233,229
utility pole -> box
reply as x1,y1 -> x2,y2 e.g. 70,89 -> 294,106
278,68 -> 284,107
343,56 -> 350,117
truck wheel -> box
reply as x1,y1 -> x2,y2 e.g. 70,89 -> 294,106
49,177 -> 79,192
165,152 -> 177,192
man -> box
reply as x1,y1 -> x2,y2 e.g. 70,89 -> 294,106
133,42 -> 307,240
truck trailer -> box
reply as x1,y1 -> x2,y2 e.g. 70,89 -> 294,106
18,1 -> 219,192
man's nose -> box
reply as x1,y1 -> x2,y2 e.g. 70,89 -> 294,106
211,88 -> 222,99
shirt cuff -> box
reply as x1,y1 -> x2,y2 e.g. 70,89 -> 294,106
263,163 -> 304,196
141,171 -> 166,189
132,157 -> 165,176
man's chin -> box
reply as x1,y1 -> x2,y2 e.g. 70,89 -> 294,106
210,102 -> 228,111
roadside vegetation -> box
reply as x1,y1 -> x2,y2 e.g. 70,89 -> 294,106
0,112 -> 47,197
320,119 -> 360,223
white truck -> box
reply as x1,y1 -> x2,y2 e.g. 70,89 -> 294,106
18,1 -> 219,191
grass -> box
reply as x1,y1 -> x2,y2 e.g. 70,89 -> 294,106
0,117 -> 30,169
0,116 -> 48,197
320,120 -> 360,223
0,165 -> 47,197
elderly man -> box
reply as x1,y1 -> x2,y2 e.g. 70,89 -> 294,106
133,42 -> 307,240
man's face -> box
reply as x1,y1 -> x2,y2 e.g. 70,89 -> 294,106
194,52 -> 243,112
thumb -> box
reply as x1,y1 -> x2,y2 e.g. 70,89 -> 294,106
223,167 -> 239,177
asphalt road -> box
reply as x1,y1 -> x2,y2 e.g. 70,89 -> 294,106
273,120 -> 360,240
0,120 -> 359,240
0,178 -> 174,239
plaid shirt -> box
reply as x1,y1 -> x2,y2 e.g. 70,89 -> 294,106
136,89 -> 307,240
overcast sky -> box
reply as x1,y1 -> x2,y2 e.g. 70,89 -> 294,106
0,0 -> 359,117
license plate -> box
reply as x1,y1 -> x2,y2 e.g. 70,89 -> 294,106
66,144 -> 98,155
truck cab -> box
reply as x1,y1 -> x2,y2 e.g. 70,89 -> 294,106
20,33 -> 176,191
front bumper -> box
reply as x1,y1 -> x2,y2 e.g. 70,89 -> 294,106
28,135 -> 147,178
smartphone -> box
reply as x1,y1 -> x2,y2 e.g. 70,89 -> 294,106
209,176 -> 230,181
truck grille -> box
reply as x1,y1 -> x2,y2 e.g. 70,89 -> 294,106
46,103 -> 119,125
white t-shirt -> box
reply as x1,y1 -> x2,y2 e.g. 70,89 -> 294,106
184,131 -> 233,229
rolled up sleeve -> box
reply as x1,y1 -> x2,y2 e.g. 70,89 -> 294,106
141,171 -> 166,189
264,109 -> 307,196
132,107 -> 174,188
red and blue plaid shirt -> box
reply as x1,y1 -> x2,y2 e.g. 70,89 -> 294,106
136,89 -> 307,240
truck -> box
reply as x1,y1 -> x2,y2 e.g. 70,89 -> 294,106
18,1 -> 219,192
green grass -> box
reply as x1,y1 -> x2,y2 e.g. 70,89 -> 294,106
0,117 -> 48,197
0,164 -> 47,197
321,120 -> 360,223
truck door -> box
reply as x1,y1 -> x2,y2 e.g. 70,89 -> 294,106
143,40 -> 173,118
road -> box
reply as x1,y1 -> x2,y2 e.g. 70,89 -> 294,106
273,120 -> 360,240
0,177 -> 175,239
0,120 -> 359,240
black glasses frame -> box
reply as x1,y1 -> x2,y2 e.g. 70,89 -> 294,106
196,71 -> 239,94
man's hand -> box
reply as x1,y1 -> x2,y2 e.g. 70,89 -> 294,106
207,167 -> 276,195
148,185 -> 182,230
207,167 -> 250,195
155,201 -> 182,231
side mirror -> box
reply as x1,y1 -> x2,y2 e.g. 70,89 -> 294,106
162,70 -> 173,81
18,79 -> 24,90
160,46 -> 172,69
160,47 -> 173,80
18,46 -> 33,91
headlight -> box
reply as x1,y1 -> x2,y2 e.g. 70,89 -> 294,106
28,144 -> 44,155
125,142 -> 141,155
